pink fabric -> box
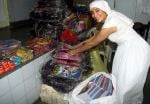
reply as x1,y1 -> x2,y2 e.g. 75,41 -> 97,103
55,51 -> 81,62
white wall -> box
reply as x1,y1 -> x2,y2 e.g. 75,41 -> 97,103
134,1 -> 150,24
4,0 -> 150,25
7,0 -> 38,22
107,0 -> 150,24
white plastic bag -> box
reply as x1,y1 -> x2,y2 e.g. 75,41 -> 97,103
69,72 -> 117,104
40,84 -> 69,104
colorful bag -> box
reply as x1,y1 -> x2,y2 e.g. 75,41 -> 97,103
41,60 -> 83,93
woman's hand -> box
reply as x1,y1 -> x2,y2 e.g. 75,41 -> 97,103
67,45 -> 77,50
111,26 -> 117,32
68,49 -> 78,56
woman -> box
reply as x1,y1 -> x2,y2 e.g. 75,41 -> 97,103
68,0 -> 150,103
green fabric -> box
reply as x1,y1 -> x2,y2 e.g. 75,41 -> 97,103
89,46 -> 108,73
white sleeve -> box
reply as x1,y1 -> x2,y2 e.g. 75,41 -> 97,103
102,16 -> 116,29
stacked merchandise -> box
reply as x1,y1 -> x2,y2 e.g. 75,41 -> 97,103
70,0 -> 94,41
41,44 -> 85,93
9,55 -> 21,66
15,47 -> 34,63
0,39 -> 21,74
0,59 -> 15,75
63,11 -> 78,34
60,28 -> 79,45
53,44 -> 82,67
0,39 -> 21,59
0,38 -> 55,75
25,37 -> 55,56
30,0 -> 66,40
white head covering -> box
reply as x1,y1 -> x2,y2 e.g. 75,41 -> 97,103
89,0 -> 134,27
89,0 -> 111,14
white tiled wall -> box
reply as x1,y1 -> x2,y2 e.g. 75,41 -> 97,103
0,92 -> 14,104
0,76 -> 10,97
0,51 -> 52,104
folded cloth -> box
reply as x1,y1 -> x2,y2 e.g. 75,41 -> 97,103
54,51 -> 81,62
77,74 -> 113,101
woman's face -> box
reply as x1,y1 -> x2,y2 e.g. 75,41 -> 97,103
90,7 -> 107,23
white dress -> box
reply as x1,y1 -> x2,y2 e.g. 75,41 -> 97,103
102,13 -> 150,104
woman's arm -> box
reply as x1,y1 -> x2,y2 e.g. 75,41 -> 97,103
68,26 -> 117,55
69,36 -> 96,49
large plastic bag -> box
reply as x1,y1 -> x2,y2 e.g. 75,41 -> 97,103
41,60 -> 83,93
40,84 -> 69,104
69,72 -> 117,104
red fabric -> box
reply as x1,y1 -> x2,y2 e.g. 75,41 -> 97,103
60,28 -> 78,43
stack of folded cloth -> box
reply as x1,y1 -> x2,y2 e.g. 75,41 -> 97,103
53,46 -> 82,67
41,44 -> 84,93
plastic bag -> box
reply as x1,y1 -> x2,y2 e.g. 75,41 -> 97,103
40,84 -> 68,104
69,72 -> 117,104
41,60 -> 83,93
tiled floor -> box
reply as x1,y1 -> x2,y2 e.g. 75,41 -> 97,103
0,24 -> 150,104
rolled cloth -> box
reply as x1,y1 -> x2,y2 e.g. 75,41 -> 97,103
89,0 -> 134,27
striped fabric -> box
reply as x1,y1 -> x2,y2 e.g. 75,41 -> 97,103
78,74 -> 113,101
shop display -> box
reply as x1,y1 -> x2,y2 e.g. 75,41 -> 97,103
54,59 -> 80,67
10,55 -> 21,66
41,44 -> 84,93
0,1 -> 111,104
77,13 -> 93,30
25,37 -> 54,56
54,49 -> 81,62
0,37 -> 55,76
0,39 -> 21,51
0,59 -> 15,75
63,11 -> 78,33
30,0 -> 66,39
60,28 -> 79,45
41,60 -> 82,93
15,47 -> 34,63
0,39 -> 21,59
53,43 -> 82,66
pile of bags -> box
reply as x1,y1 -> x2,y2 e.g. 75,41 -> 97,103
41,44 -> 84,93
30,0 -> 66,38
